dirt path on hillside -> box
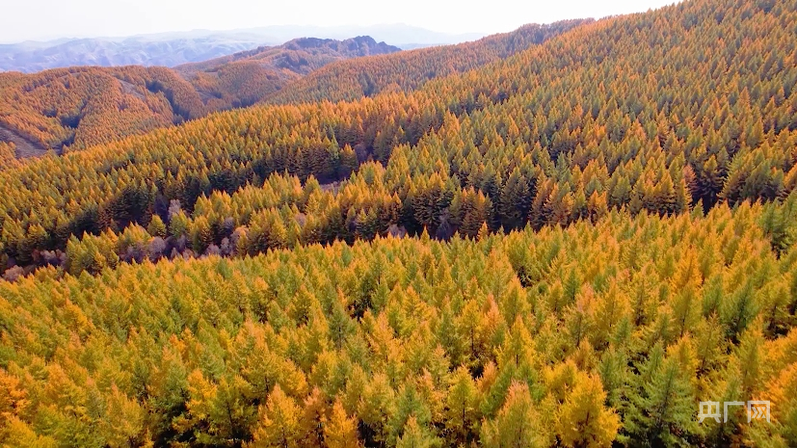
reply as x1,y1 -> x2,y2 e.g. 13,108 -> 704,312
0,123 -> 52,158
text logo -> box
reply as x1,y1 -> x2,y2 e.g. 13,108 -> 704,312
698,401 -> 770,423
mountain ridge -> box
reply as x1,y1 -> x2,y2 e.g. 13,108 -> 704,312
0,24 -> 484,73
0,24 -> 576,153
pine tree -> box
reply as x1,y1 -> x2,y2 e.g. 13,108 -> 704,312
147,214 -> 168,238
324,398 -> 361,448
251,384 -> 301,448
623,354 -> 698,447
169,210 -> 190,239
357,372 -> 395,446
298,387 -> 328,448
0,416 -> 58,448
444,367 -> 480,445
721,281 -> 758,344
555,371 -> 620,448
498,168 -> 532,231
396,416 -> 441,448
339,144 -> 359,179
481,382 -> 544,448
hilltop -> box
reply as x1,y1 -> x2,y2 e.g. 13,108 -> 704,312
177,36 -> 401,109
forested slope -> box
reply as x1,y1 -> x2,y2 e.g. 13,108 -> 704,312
0,37 -> 397,153
265,20 -> 592,105
2,201 -> 797,446
0,23 -> 572,157
0,142 -> 18,168
1,0 -> 795,274
0,66 -> 205,151
177,36 -> 401,110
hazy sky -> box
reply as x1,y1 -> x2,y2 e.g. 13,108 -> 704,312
2,0 -> 678,44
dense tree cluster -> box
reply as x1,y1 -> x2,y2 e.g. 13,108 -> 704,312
0,66 -> 206,151
0,20 -> 583,159
1,0 -> 797,445
0,41 -> 390,153
185,60 -> 296,110
178,36 -> 403,111
266,20 -> 592,105
0,142 -> 17,169
0,26 -> 561,158
2,202 -> 797,447
1,0 -> 797,274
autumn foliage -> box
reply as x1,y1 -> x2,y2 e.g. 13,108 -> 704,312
0,23 -> 580,156
1,0 -> 797,446
1,203 -> 797,446
0,66 -> 205,151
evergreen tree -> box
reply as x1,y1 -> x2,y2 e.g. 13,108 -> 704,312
251,385 -> 301,448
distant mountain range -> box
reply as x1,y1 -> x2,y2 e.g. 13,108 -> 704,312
0,36 -> 263,73
0,25 -> 484,73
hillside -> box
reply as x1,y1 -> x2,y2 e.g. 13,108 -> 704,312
2,201 -> 797,447
0,36 -> 398,152
0,141 -> 19,167
1,0 -> 794,265
0,66 -> 205,151
1,0 -> 797,446
177,36 -> 401,109
266,20 -> 592,104
0,24 -> 581,156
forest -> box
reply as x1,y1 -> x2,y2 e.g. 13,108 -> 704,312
0,36 -> 399,153
2,201 -> 797,447
1,0 -> 797,446
0,23 -> 571,155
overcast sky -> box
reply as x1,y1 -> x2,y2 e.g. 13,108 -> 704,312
2,0 -> 679,44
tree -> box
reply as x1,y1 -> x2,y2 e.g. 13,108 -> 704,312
339,144 -> 359,179
297,387 -> 328,448
101,386 -> 148,448
444,367 -> 480,445
396,417 -> 441,448
753,362 -> 797,447
498,168 -> 532,231
357,373 -> 395,446
169,210 -> 190,239
721,281 -> 759,344
555,371 -> 620,448
481,382 -> 545,448
147,214 -> 168,238
0,416 -> 58,448
324,398 -> 361,448
623,353 -> 698,447
178,371 -> 255,447
251,384 -> 301,448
